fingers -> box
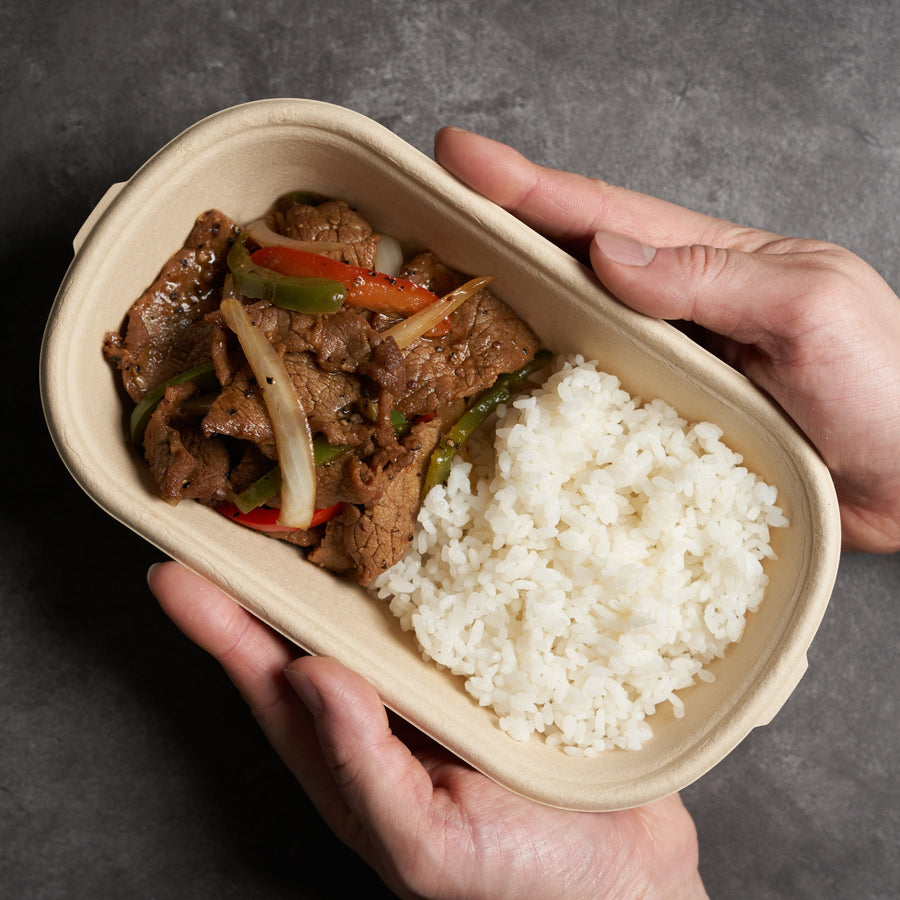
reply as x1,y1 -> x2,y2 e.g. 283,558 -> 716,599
589,231 -> 792,347
588,229 -> 866,355
284,657 -> 441,890
284,657 -> 433,831
148,561 -> 295,708
149,562 -> 439,880
147,561 -> 332,787
433,125 -> 832,349
434,126 -> 778,252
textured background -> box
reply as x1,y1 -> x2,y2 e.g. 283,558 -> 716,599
5,1 -> 900,897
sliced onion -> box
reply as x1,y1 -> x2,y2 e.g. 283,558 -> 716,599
373,234 -> 403,276
244,218 -> 347,254
381,276 -> 494,349
220,297 -> 317,528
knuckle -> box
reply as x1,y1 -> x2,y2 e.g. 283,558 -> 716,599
715,223 -> 780,251
323,743 -> 359,791
675,243 -> 732,282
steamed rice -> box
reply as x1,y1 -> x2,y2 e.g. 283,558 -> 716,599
372,356 -> 788,754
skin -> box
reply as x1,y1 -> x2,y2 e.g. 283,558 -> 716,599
149,127 -> 900,898
433,127 -> 900,554
150,562 -> 703,899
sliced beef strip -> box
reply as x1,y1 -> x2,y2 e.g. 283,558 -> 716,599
396,285 -> 541,416
308,417 -> 444,585
273,526 -> 322,549
201,348 -> 404,472
202,367 -> 278,458
281,199 -> 379,269
310,310 -> 376,371
102,210 -> 240,401
264,451 -> 392,514
204,300 -> 405,452
210,301 -> 393,381
314,453 -> 390,508
302,309 -> 409,411
303,520 -> 355,575
207,301 -> 319,389
399,251 -> 465,297
209,320 -> 244,389
143,381 -> 232,504
388,251 -> 542,413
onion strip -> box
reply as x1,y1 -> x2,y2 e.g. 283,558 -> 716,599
244,218 -> 347,254
373,234 -> 403,275
381,276 -> 494,349
220,297 -> 317,528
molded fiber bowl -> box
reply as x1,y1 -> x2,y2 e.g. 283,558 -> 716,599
40,99 -> 841,811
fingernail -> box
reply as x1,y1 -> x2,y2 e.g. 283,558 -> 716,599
593,230 -> 657,266
284,667 -> 322,717
146,561 -> 164,586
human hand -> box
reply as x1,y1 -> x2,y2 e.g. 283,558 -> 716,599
148,561 -> 707,900
434,127 -> 900,553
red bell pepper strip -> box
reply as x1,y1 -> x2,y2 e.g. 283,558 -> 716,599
215,502 -> 343,532
250,246 -> 442,316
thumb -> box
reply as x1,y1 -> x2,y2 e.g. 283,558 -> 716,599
283,657 -> 433,858
589,229 -> 810,350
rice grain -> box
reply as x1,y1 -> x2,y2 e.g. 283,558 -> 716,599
372,356 -> 787,754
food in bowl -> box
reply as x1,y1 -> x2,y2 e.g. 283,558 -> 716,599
103,185 -> 788,755
375,356 -> 788,753
41,99 -> 840,805
102,191 -> 545,586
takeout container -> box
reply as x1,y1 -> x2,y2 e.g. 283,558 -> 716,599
40,99 -> 841,811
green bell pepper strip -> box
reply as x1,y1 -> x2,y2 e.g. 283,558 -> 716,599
422,349 -> 554,495
313,438 -> 351,466
232,407 -> 411,514
360,400 -> 410,435
233,465 -> 284,514
232,437 -> 350,514
227,237 -> 347,313
391,408 -> 411,436
130,361 -> 219,444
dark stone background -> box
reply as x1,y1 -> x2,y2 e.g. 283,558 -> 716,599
4,2 -> 898,897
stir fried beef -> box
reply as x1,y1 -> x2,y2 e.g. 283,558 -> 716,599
143,382 -> 231,503
398,279 -> 539,416
280,199 -> 380,268
398,251 -> 462,296
103,211 -> 240,401
103,195 -> 542,585
308,416 -> 446,584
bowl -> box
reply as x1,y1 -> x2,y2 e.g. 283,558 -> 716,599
40,99 -> 841,811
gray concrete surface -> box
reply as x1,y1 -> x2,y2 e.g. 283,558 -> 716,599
4,1 -> 899,897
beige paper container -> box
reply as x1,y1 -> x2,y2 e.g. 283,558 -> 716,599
40,99 -> 841,811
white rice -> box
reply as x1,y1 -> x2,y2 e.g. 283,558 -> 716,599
372,356 -> 788,754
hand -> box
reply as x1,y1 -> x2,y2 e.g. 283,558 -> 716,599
434,127 -> 900,553
148,561 -> 707,900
